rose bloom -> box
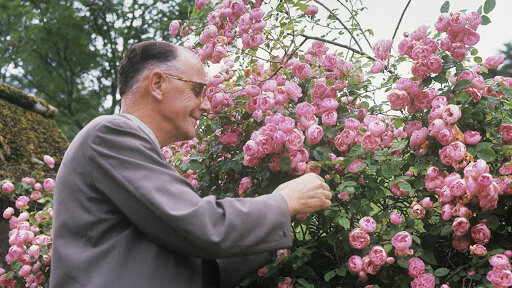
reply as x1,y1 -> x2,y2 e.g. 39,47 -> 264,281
359,216 -> 377,233
471,223 -> 491,245
464,130 -> 481,145
369,245 -> 387,265
43,178 -> 55,191
500,124 -> 512,141
285,129 -> 305,151
490,254 -> 512,270
277,277 -> 293,288
349,159 -> 365,174
484,54 -> 505,69
390,212 -> 403,225
390,180 -> 409,198
348,255 -> 363,272
392,231 -> 412,251
411,203 -> 426,219
276,249 -> 290,262
321,111 -> 338,126
306,125 -> 323,145
304,4 -> 318,16
387,89 -> 410,111
349,228 -> 371,249
470,244 -> 487,256
411,273 -> 435,288
452,217 -> 470,236
371,60 -> 386,73
257,266 -> 268,277
15,196 -> 30,210
452,235 -> 470,252
2,182 -> 15,194
487,267 -> 512,288
408,257 -> 425,278
442,104 -> 461,124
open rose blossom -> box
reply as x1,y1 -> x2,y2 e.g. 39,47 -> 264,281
471,223 -> 491,245
392,231 -> 412,251
349,228 -> 370,249
2,182 -> 15,194
348,255 -> 363,272
369,245 -> 387,265
349,159 -> 366,173
411,273 -> 435,288
390,212 -> 403,225
359,216 -> 376,233
452,217 -> 470,236
408,257 -> 425,278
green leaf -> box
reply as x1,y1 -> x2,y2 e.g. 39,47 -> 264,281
434,268 -> 450,277
348,75 -> 359,85
279,156 -> 291,172
453,79 -> 472,91
337,217 -> 351,229
398,181 -> 413,192
295,278 -> 314,288
324,270 -> 337,282
440,1 -> 450,13
397,258 -> 409,268
486,214 -> 499,229
501,87 -> 512,97
476,148 -> 496,162
414,159 -> 431,171
421,252 -> 438,265
412,235 -> 421,244
483,0 -> 496,14
474,56 -> 482,63
471,48 -> 479,56
481,15 -> 491,25
313,146 -> 333,161
393,118 -> 404,129
441,224 -> 452,236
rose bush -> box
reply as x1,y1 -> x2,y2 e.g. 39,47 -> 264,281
1,156 -> 55,288
167,0 -> 512,287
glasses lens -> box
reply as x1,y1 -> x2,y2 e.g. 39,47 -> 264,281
191,82 -> 206,101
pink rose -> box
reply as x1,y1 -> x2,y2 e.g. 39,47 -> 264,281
348,255 -> 363,272
21,177 -> 36,185
419,197 -> 433,210
43,155 -> 55,168
349,228 -> 370,249
277,277 -> 293,288
285,129 -> 305,151
436,128 -> 452,146
390,212 -> 403,225
2,182 -> 14,194
345,118 -> 362,131
411,273 -> 435,288
362,134 -> 381,152
285,81 -> 302,102
306,125 -> 323,145
470,244 -> 488,256
440,36 -> 452,52
478,173 -> 493,187
30,191 -> 42,201
490,254 -> 512,270
43,178 -> 55,191
321,53 -> 340,71
464,131 -> 481,145
370,60 -> 385,73
372,39 -> 393,61
249,8 -> 265,20
15,196 -> 30,210
408,257 -> 425,278
449,179 -> 467,197
452,217 -> 470,236
349,159 -> 365,174
435,13 -> 450,32
484,54 -> 505,69
447,141 -> 466,162
219,133 -> 238,146
390,180 -> 409,198
411,61 -> 430,80
392,231 -> 412,251
442,105 -> 461,124
410,127 -> 428,150
257,266 -> 268,277
467,11 -> 482,29
276,249 -> 290,262
295,102 -> 316,117
195,0 -> 208,10
292,62 -> 312,80
3,207 -> 14,219
304,4 -> 318,16
369,245 -> 387,265
450,43 -> 467,62
321,111 -> 337,126
359,216 -> 376,233
471,223 -> 491,245
501,124 -> 512,141
411,203 -> 426,219
238,176 -> 252,197
168,20 -> 181,37
487,267 -> 512,288
463,28 -> 480,46
449,12 -> 467,32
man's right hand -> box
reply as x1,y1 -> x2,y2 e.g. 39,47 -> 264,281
273,173 -> 332,217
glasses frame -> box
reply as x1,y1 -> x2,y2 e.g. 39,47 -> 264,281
163,73 -> 207,102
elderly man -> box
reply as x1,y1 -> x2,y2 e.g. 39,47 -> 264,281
50,41 -> 332,288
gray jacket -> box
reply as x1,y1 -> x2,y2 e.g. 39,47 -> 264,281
50,114 -> 293,288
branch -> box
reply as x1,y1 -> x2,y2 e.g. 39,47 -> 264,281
313,0 -> 364,52
300,34 -> 375,61
335,0 -> 372,49
260,38 -> 308,82
392,0 -> 412,41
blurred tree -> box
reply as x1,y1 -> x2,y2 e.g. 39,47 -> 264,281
498,42 -> 512,77
0,0 -> 193,140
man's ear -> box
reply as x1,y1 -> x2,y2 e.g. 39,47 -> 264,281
148,71 -> 166,101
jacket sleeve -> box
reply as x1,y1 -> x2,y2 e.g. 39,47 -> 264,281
87,118 -> 293,259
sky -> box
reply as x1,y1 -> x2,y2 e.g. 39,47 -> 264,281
356,0 -> 511,58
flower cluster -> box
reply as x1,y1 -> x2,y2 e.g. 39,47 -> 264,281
435,11 -> 482,61
370,39 -> 393,73
486,254 -> 512,288
387,77 -> 438,113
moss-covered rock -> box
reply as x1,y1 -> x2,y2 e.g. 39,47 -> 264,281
0,83 -> 68,182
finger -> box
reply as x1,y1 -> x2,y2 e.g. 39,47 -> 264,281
320,182 -> 330,191
323,191 -> 333,200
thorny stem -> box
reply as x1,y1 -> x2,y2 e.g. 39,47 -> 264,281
392,0 -> 412,41
313,0 -> 364,52
335,0 -> 373,49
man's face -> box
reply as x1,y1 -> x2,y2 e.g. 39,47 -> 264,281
160,55 -> 210,143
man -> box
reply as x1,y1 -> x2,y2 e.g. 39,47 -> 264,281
50,41 -> 332,288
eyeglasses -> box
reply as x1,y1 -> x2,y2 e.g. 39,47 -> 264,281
163,73 -> 207,102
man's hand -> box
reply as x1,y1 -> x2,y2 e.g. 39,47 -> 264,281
273,173 -> 332,217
